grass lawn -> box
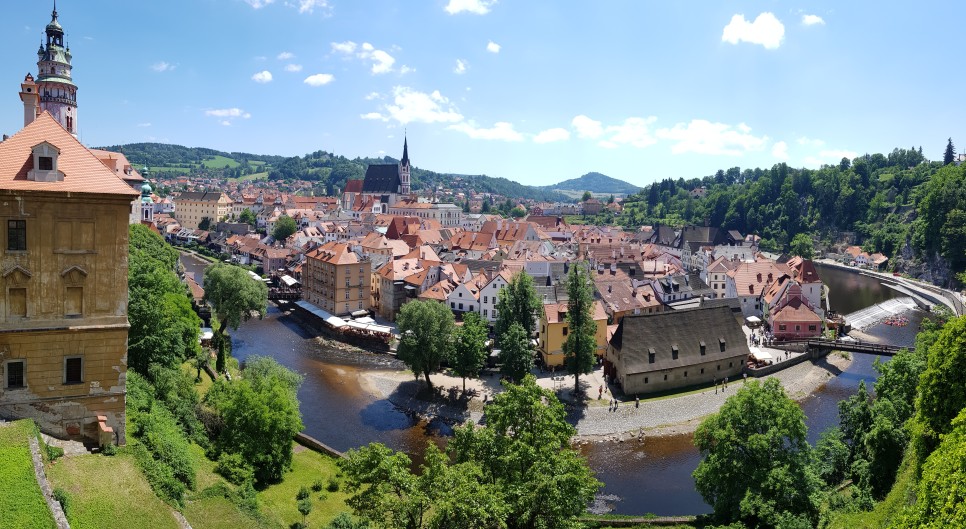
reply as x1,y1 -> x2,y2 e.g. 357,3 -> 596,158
257,443 -> 352,528
202,155 -> 241,169
182,444 -> 275,529
182,360 -> 216,397
0,420 -> 56,529
228,171 -> 269,182
45,449 -> 180,529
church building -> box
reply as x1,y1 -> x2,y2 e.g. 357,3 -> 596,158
345,137 -> 413,213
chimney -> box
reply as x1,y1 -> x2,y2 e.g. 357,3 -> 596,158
608,284 -> 612,293
612,249 -> 617,259
756,272 -> 762,283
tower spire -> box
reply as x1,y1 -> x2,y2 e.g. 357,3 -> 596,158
401,132 -> 410,166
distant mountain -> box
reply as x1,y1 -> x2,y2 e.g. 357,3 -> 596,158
544,172 -> 641,195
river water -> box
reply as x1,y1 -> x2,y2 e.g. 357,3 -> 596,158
183,255 -> 926,516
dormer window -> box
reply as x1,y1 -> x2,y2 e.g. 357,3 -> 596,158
28,141 -> 63,182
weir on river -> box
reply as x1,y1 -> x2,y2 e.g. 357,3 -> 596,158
844,297 -> 919,331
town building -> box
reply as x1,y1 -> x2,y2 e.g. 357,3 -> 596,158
173,191 -> 233,230
606,306 -> 749,395
0,112 -> 138,444
303,241 -> 371,316
357,137 -> 412,213
538,301 -> 608,368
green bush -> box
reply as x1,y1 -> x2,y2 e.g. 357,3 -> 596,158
215,452 -> 253,485
134,403 -> 196,491
101,443 -> 118,456
52,487 -> 70,516
326,477 -> 340,492
46,444 -> 64,461
311,479 -> 324,492
296,485 -> 310,501
131,442 -> 187,506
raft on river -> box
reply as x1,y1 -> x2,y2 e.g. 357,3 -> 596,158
291,300 -> 395,351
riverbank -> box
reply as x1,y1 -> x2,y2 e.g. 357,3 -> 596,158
356,351 -> 853,441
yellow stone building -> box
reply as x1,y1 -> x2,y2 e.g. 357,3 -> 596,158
303,241 -> 372,316
0,112 -> 138,444
173,191 -> 233,230
538,300 -> 609,368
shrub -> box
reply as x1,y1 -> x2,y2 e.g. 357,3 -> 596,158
296,485 -> 310,501
215,452 -> 254,485
134,403 -> 196,491
101,443 -> 118,456
311,479 -> 324,492
46,444 -> 64,461
326,477 -> 340,492
53,488 -> 70,516
131,442 -> 187,506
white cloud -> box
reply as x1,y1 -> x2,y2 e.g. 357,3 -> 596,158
722,12 -> 785,49
137,122 -> 152,128
486,41 -> 501,53
454,59 -> 467,74
151,61 -> 175,72
284,64 -> 303,72
361,112 -> 388,121
772,141 -> 789,160
293,0 -> 331,14
571,115 -> 604,139
804,149 -> 858,168
656,119 -> 768,155
369,86 -> 464,125
399,65 -> 414,75
277,51 -> 294,60
304,73 -> 334,86
245,0 -> 275,8
445,0 -> 496,15
802,14 -> 825,26
364,92 -> 381,100
251,70 -> 273,83
205,108 -> 251,125
331,41 -> 395,74
449,121 -> 524,142
331,41 -> 357,54
533,128 -> 570,144
797,136 -> 825,147
599,117 -> 658,149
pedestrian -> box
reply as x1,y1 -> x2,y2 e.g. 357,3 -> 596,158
743,373 -> 747,384
635,396 -> 640,408
724,376 -> 728,389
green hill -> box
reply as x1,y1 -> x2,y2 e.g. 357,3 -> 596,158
544,172 -> 641,195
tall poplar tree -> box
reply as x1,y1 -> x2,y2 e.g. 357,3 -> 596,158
494,271 -> 541,348
563,262 -> 598,395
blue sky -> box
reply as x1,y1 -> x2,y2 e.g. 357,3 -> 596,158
1,1 -> 963,187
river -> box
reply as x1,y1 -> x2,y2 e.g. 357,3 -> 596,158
183,255 -> 926,516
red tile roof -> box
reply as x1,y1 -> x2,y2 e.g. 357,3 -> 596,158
0,113 -> 139,196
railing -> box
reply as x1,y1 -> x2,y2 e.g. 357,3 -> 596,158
777,338 -> 903,356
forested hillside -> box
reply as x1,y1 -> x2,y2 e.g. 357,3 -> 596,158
96,143 -> 286,180
618,147 -> 966,283
544,171 -> 641,195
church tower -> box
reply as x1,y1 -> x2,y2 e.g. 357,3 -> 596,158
399,135 -> 411,195
31,2 -> 78,135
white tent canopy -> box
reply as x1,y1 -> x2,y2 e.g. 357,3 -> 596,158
750,350 -> 773,362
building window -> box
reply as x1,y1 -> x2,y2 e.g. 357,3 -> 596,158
5,360 -> 25,388
451,302 -> 455,309
64,357 -> 83,384
684,371 -> 687,377
562,327 -> 568,336
648,348 -> 655,364
345,291 -> 349,300
700,341 -> 706,356
483,309 -> 488,317
8,288 -> 27,318
664,374 -> 667,381
701,368 -> 704,374
719,338 -> 726,352
671,345 -> 679,360
39,156 -> 54,171
644,377 -> 648,384
483,296 -> 488,303
808,325 -> 817,332
729,362 -> 733,368
7,220 -> 26,251
778,324 -> 787,331
459,303 -> 464,310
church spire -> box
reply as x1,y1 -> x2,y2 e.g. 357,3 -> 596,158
399,134 -> 411,195
401,133 -> 410,167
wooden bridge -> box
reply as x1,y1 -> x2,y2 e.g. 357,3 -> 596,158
779,338 -> 905,357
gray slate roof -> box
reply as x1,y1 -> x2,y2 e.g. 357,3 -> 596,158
611,306 -> 750,374
362,164 -> 401,193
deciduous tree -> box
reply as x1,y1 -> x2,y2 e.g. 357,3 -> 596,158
451,312 -> 489,394
498,323 -> 532,382
494,272 -> 541,348
272,214 -> 298,242
396,300 -> 455,391
789,232 -> 815,259
202,263 -> 268,372
693,378 -> 821,527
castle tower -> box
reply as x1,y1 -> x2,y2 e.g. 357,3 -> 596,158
19,74 -> 40,127
34,2 -> 78,135
399,135 -> 411,195
140,182 -> 155,223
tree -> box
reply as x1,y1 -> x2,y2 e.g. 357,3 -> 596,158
239,208 -> 257,226
789,232 -> 815,259
272,214 -> 298,241
897,408 -> 966,528
811,427 -> 850,487
198,216 -> 213,231
451,312 -> 489,394
494,272 -> 541,349
449,375 -> 601,529
325,513 -> 369,529
563,262 -> 597,395
607,194 -> 615,204
203,356 -> 303,484
839,380 -> 873,464
582,191 -> 592,202
913,315 -> 966,460
297,497 -> 313,528
944,137 -> 956,166
693,378 -> 821,527
498,323 -> 533,382
396,300 -> 455,391
202,263 -> 268,372
509,205 -> 526,218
